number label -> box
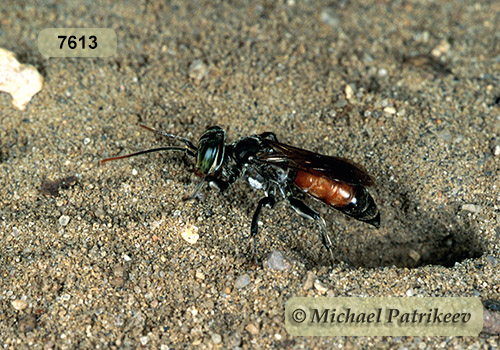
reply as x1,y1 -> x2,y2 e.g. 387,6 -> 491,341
57,35 -> 98,50
39,28 -> 116,58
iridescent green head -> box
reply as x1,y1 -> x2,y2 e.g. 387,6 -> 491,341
196,126 -> 226,175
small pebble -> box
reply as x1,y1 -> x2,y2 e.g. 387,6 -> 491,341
334,99 -> 348,108
383,106 -> 396,115
431,40 -> 450,57
320,8 -> 339,26
489,139 -> 500,156
131,168 -> 138,176
11,299 -> 28,310
486,255 -> 498,267
245,323 -> 259,335
492,145 -> 500,157
229,332 -> 242,347
378,68 -> 388,77
181,226 -> 199,244
189,307 -> 198,316
264,250 -> 291,271
234,274 -> 251,289
408,249 -> 421,262
188,59 -> 208,83
345,85 -> 353,99
314,279 -> 328,293
437,129 -> 452,141
58,215 -> 70,226
211,333 -> 222,344
140,336 -> 149,346
406,288 -> 414,296
462,204 -> 481,213
195,271 -> 205,280
302,271 -> 316,290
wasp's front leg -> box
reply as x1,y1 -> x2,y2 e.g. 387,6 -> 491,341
183,176 -> 230,201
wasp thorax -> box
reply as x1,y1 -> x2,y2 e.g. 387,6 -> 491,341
232,137 -> 262,165
196,126 -> 226,175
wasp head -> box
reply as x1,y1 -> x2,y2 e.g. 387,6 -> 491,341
196,126 -> 226,175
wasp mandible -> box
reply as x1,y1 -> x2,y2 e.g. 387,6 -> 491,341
101,125 -> 380,263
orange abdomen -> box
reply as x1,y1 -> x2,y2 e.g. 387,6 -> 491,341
294,170 -> 356,207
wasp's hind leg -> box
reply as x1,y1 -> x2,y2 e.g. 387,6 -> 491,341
250,196 -> 276,264
288,197 -> 336,264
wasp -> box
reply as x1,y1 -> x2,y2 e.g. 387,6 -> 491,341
101,125 -> 380,263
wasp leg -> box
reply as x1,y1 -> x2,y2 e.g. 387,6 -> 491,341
183,176 -> 229,201
288,197 -> 336,264
250,196 -> 276,263
206,176 -> 230,192
183,180 -> 206,201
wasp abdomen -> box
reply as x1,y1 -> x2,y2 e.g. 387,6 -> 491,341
294,170 -> 380,228
294,170 -> 356,207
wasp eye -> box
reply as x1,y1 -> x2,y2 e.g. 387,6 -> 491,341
196,127 -> 226,174
197,145 -> 218,174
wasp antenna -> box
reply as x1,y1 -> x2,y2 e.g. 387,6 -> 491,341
138,124 -> 197,152
100,146 -> 195,165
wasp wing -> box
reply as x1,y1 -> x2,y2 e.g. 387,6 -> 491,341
257,139 -> 374,186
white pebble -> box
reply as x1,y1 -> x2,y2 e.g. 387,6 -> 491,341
491,144 -> 500,156
264,250 -> 291,271
383,106 -> 396,115
211,333 -> 222,344
345,85 -> 353,99
314,279 -> 328,293
234,274 -> 251,289
0,47 -> 43,110
140,336 -> 149,346
181,226 -> 199,244
378,68 -> 388,77
11,299 -> 28,310
59,215 -> 70,226
462,204 -> 481,213
188,59 -> 208,83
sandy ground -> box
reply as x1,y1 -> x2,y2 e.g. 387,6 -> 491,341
1,0 -> 499,348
